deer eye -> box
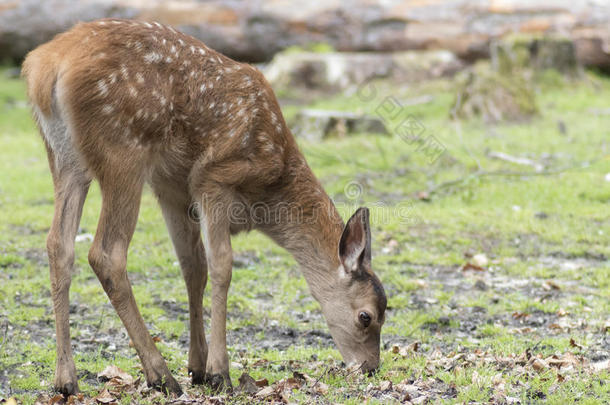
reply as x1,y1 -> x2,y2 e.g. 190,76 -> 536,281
358,311 -> 371,327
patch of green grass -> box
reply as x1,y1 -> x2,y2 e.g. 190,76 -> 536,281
1,66 -> 609,404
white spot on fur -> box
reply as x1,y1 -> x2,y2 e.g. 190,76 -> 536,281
198,48 -> 206,55
102,105 -> 114,115
144,52 -> 162,63
144,22 -> 152,28
97,80 -> 108,96
120,65 -> 129,80
154,22 -> 162,28
128,86 -> 137,97
108,73 -> 117,85
200,83 -> 207,92
135,72 -> 145,84
165,56 -> 173,63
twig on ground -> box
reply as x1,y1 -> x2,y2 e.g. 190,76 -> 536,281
487,151 -> 544,172
422,160 -> 595,197
312,364 -> 332,389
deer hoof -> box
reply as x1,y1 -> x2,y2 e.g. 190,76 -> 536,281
151,375 -> 183,396
205,373 -> 232,392
55,381 -> 78,396
189,368 -> 206,385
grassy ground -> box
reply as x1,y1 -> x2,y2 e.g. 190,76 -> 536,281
0,66 -> 609,404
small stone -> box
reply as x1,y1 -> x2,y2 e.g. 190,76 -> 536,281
472,253 -> 489,267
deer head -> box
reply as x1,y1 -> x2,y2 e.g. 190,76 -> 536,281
319,208 -> 387,372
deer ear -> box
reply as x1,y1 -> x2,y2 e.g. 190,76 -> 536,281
339,207 -> 372,275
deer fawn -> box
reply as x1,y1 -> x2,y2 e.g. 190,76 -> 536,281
22,19 -> 387,395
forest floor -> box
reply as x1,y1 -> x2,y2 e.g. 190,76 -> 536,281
0,66 -> 609,404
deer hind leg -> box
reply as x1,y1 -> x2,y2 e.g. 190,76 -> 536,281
87,173 -> 182,395
157,191 -> 208,385
43,139 -> 91,396
197,187 -> 234,390
35,103 -> 92,395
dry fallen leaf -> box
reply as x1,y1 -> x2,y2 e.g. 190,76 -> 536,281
569,338 -> 584,350
512,311 -> 530,320
255,385 -> 275,398
95,388 -> 116,404
97,365 -> 134,386
532,358 -> 549,373
462,262 -> 486,271
49,394 -> 65,404
251,358 -> 268,368
379,380 -> 392,391
255,377 -> 269,387
542,280 -> 561,290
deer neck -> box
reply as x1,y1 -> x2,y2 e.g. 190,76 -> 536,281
260,150 -> 345,303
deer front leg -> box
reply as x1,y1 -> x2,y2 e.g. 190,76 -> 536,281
200,194 -> 233,390
159,195 -> 208,385
88,179 -> 182,396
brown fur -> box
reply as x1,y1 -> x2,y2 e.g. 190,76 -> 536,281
22,19 -> 386,395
